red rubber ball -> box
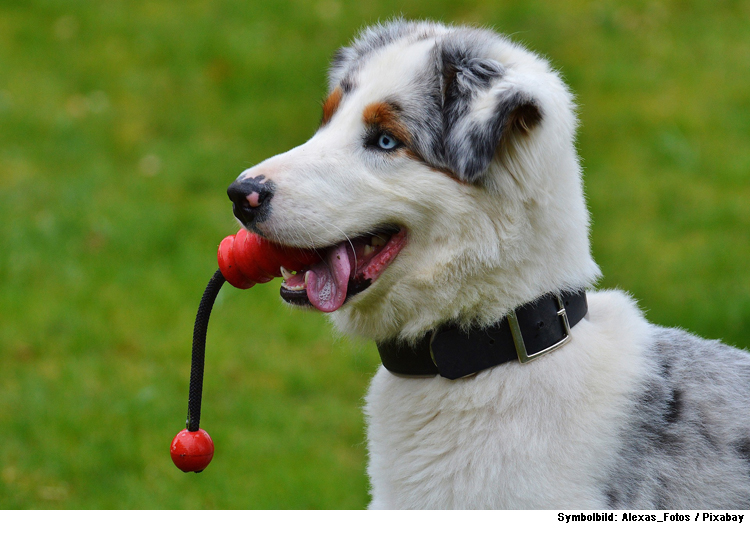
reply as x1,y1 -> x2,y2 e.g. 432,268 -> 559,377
170,428 -> 215,473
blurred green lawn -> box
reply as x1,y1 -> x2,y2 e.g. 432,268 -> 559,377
1,0 -> 748,509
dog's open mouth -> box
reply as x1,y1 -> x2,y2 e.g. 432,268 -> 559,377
279,226 -> 407,312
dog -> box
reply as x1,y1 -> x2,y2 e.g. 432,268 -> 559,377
226,20 -> 750,509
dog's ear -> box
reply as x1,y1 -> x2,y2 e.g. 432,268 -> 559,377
440,50 -> 543,183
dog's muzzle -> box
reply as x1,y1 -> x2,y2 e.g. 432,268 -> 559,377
227,174 -> 274,227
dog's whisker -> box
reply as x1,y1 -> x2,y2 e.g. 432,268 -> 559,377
326,222 -> 358,270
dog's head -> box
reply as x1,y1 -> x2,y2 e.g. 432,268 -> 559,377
228,20 -> 600,341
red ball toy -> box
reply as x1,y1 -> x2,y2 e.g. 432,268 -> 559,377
173,230 -> 317,474
217,228 -> 319,289
170,429 -> 215,473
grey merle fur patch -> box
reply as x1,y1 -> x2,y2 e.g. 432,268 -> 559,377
328,21 -> 543,183
603,327 -> 750,508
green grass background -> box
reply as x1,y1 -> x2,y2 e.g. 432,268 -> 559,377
1,0 -> 748,509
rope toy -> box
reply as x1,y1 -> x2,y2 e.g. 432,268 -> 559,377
170,229 -> 318,473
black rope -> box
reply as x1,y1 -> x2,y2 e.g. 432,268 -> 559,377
186,269 -> 226,432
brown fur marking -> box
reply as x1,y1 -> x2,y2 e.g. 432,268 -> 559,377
321,86 -> 343,126
362,102 -> 412,145
405,149 -> 463,183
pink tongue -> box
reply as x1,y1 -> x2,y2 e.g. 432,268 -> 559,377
306,243 -> 351,312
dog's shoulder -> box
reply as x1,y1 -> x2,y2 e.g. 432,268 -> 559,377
605,319 -> 750,508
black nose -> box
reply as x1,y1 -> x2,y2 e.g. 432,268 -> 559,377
227,174 -> 274,226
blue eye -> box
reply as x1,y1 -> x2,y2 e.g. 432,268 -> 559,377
377,133 -> 399,150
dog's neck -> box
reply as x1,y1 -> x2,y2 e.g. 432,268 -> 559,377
375,289 -> 588,379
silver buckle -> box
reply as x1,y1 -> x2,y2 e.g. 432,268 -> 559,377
507,294 -> 572,364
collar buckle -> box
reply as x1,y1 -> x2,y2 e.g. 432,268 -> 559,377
376,290 -> 587,379
507,294 -> 572,364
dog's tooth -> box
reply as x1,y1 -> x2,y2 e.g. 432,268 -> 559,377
280,266 -> 294,280
364,245 -> 375,257
281,281 -> 305,291
371,235 -> 386,247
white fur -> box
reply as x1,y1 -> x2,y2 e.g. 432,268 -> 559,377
366,291 -> 650,509
235,21 -> 750,509
246,32 -> 599,341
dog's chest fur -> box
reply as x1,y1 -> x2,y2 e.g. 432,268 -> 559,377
365,291 -> 649,509
365,291 -> 750,509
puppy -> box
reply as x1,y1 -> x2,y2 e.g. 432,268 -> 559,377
227,20 -> 750,508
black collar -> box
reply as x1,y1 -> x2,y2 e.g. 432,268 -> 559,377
376,289 -> 588,380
